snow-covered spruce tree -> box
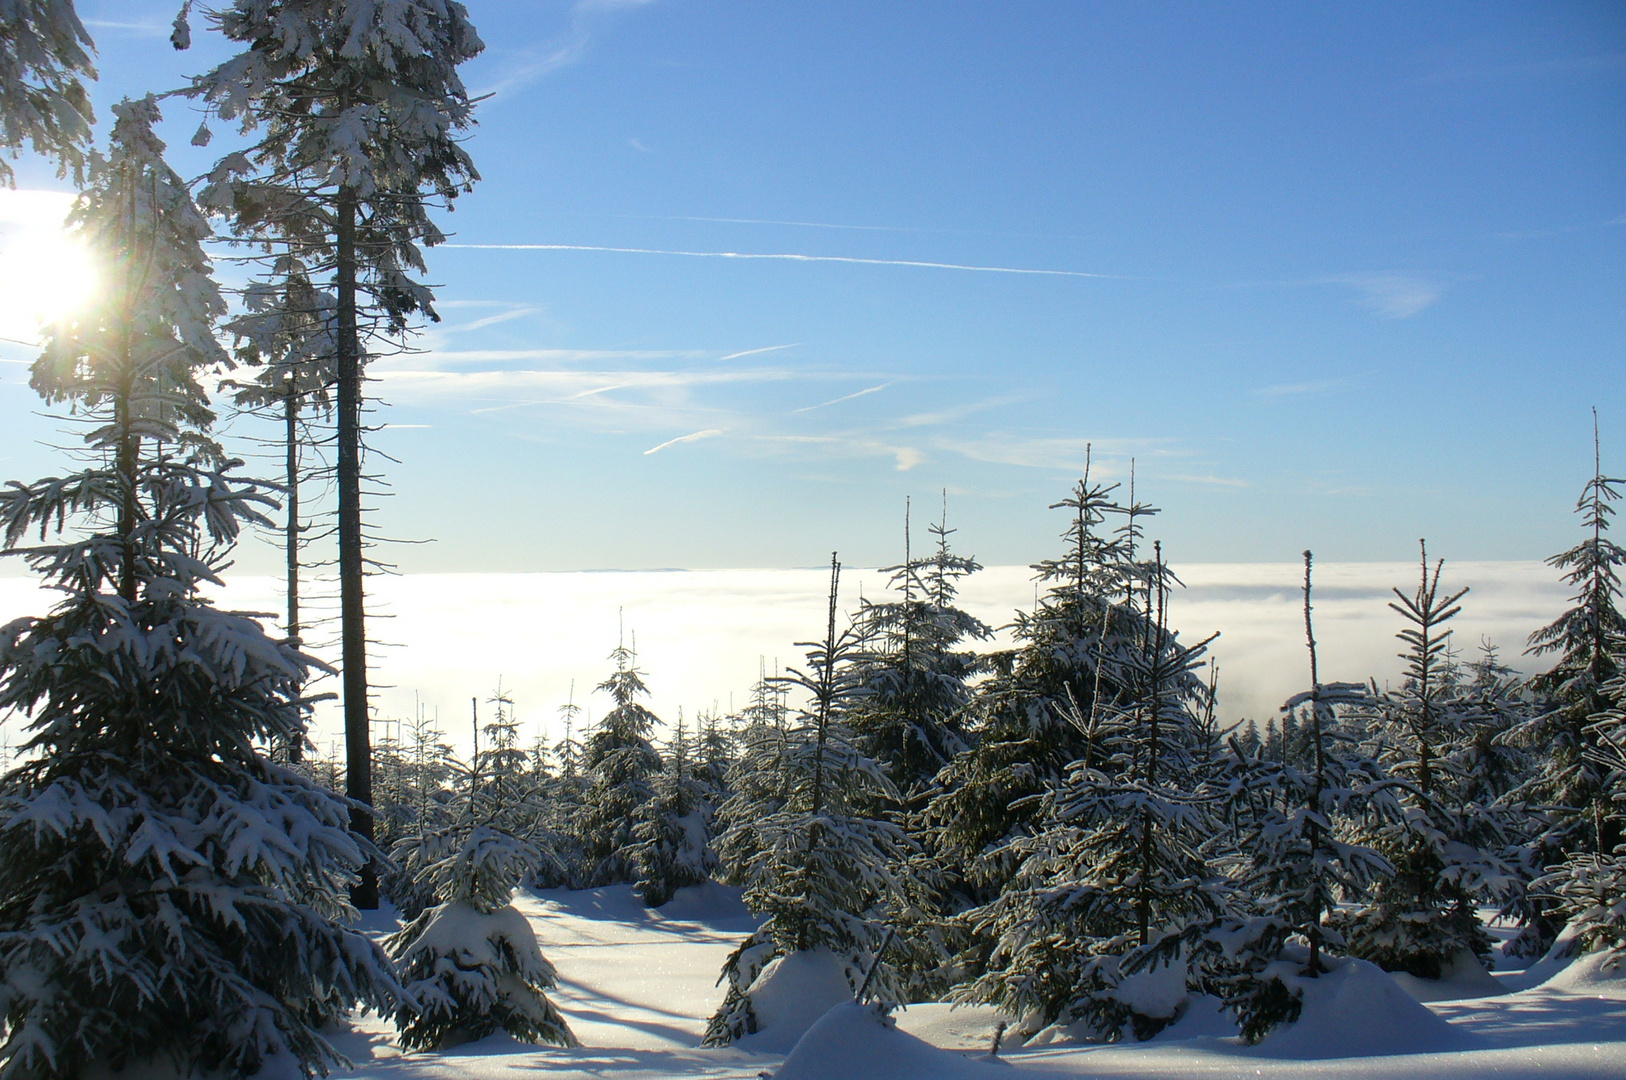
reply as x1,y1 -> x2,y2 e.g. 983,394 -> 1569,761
390,688 -> 562,918
849,496 -> 991,801
1458,643 -> 1537,811
1192,551 -> 1398,1043
632,712 -> 718,907
711,663 -> 794,876
1531,667 -> 1626,955
530,686 -> 590,889
0,97 -> 402,1080
580,628 -> 663,885
695,706 -> 737,808
0,0 -> 95,184
1450,644 -> 1547,957
183,0 -> 484,904
378,706 -> 459,916
1235,717 -> 1262,758
846,498 -> 991,997
929,463 -> 1146,899
474,681 -> 538,832
1342,543 -> 1513,978
965,543 -> 1228,1042
384,825 -> 575,1050
1513,423 -> 1625,862
705,557 -> 924,1046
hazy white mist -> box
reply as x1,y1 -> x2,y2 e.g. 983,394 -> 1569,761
0,561 -> 1567,758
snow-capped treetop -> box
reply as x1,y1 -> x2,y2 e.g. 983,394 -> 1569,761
6,96 -> 248,609
1527,425 -> 1624,707
598,629 -> 654,711
187,0 -> 482,199
1032,451 -> 1129,604
0,0 -> 96,184
184,0 -> 484,329
35,95 -> 229,420
1514,420 -> 1625,857
1383,540 -> 1470,796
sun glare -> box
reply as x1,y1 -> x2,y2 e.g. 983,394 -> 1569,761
0,190 -> 97,348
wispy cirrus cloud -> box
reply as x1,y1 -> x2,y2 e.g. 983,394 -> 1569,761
628,214 -> 1092,243
1329,273 -> 1443,318
934,433 -> 1174,472
1252,374 -> 1368,398
441,242 -> 1133,280
379,366 -> 818,406
1164,472 -> 1249,488
892,395 -> 1026,430
476,0 -> 658,99
375,348 -> 703,371
449,307 -> 540,332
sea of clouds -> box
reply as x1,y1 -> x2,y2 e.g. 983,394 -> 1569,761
0,561 -> 1569,757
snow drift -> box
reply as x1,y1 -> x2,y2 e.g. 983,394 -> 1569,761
775,1003 -> 1014,1080
732,948 -> 857,1054
1252,956 -> 1474,1059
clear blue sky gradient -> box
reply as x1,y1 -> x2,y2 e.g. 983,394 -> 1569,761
2,0 -> 1622,574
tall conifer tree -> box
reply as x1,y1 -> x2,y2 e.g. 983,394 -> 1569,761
1194,552 -> 1396,1042
1515,418 -> 1625,861
183,0 -> 484,905
0,98 -> 401,1080
965,543 -> 1226,1041
850,496 -> 990,800
1343,543 -> 1511,977
929,463 -> 1146,897
581,626 -> 663,885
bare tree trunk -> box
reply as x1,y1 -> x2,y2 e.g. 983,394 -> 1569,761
285,384 -> 304,764
1303,550 -> 1324,976
336,186 -> 376,908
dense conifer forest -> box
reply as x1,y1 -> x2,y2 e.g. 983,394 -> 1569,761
0,3 -> 1621,1079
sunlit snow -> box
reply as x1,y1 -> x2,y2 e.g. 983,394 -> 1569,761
317,884 -> 1626,1080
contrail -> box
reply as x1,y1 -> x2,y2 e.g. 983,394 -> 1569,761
644,428 -> 725,455
673,216 -> 912,233
442,242 -> 1126,279
715,344 -> 800,363
793,383 -> 892,414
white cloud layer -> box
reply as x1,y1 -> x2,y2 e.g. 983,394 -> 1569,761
0,561 -> 1567,762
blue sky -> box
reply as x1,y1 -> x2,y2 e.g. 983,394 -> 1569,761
2,0 -> 1623,574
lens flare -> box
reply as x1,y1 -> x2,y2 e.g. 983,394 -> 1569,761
0,190 -> 98,347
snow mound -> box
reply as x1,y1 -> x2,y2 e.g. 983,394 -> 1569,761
1390,949 -> 1507,1002
651,881 -> 756,926
1541,948 -> 1626,995
735,949 -> 857,1054
1495,920 -> 1590,991
1148,994 -> 1238,1041
893,1002 -> 1010,1052
1116,957 -> 1188,1021
1255,957 -> 1473,1059
776,1003 -> 1014,1080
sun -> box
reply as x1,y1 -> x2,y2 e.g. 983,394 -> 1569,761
0,189 -> 97,348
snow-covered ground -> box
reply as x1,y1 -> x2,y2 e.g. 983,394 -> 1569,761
327,884 -> 1626,1080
